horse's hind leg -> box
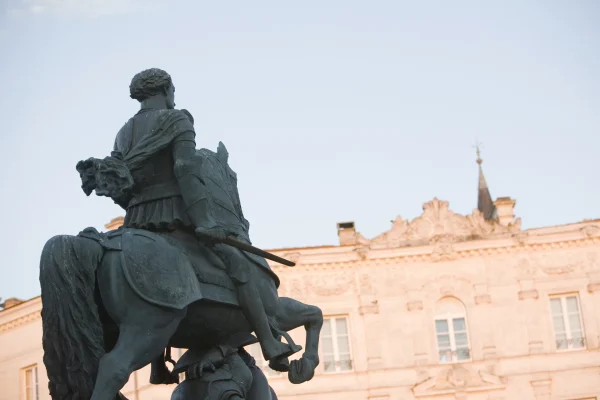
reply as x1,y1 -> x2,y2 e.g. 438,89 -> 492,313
90,311 -> 184,400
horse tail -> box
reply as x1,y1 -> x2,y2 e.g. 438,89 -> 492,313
40,234 -> 105,400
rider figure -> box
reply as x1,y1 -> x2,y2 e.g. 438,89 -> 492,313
115,68 -> 298,364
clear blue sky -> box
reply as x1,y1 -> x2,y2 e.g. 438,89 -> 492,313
0,1 -> 599,301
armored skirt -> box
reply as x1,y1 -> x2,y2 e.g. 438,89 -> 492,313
124,195 -> 192,232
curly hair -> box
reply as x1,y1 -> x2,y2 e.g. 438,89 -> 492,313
129,68 -> 173,101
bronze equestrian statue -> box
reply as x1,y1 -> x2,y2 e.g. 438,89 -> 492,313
40,68 -> 323,400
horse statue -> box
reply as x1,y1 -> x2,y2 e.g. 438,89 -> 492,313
39,68 -> 322,400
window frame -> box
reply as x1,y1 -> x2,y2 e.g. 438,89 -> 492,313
175,348 -> 186,382
434,311 -> 471,364
22,364 -> 39,400
321,315 -> 354,374
549,293 -> 586,352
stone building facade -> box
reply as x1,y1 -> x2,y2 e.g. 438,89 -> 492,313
1,160 -> 600,400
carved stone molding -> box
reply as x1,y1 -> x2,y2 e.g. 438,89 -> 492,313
518,279 -> 538,301
366,198 -> 521,249
515,257 -> 537,277
528,340 -> 544,354
355,245 -> 370,260
431,243 -> 457,263
473,283 -> 491,305
482,345 -> 497,359
359,274 -> 376,295
287,278 -> 305,298
581,225 -> 600,237
407,300 -> 424,312
423,275 -> 473,301
270,235 -> 600,271
304,273 -> 354,297
513,232 -> 529,245
530,378 -> 552,400
412,365 -> 505,398
440,285 -> 456,297
474,294 -> 492,305
541,265 -> 575,275
587,283 -> 600,294
518,289 -> 539,301
359,300 -> 379,315
0,311 -> 41,335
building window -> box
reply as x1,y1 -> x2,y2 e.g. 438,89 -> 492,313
550,294 -> 585,350
23,365 -> 39,400
321,317 -> 352,373
247,343 -> 281,377
434,297 -> 471,364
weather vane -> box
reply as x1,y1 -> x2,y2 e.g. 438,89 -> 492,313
473,140 -> 483,165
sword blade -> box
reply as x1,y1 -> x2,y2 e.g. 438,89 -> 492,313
221,237 -> 296,267
196,231 -> 296,267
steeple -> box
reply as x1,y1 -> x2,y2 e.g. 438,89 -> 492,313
475,144 -> 496,220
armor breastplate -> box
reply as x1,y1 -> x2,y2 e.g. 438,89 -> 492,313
129,147 -> 180,206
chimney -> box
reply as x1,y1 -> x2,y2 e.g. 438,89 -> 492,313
337,222 -> 357,246
2,297 -> 24,309
105,216 -> 125,231
494,197 -> 516,226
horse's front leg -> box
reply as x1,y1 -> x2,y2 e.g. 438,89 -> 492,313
272,297 -> 323,384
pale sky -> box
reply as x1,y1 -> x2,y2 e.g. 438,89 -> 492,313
0,1 -> 599,301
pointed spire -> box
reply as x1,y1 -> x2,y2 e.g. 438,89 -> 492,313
475,143 -> 496,220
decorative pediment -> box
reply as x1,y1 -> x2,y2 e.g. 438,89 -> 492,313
368,198 -> 521,248
413,365 -> 505,397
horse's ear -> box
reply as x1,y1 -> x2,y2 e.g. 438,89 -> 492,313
217,141 -> 229,164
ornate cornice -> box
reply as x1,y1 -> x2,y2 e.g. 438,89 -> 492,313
272,236 -> 600,271
0,310 -> 41,335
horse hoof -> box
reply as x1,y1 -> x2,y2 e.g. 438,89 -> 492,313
288,357 -> 316,384
269,356 -> 290,372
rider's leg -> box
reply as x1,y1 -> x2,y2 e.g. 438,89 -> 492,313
213,244 -> 299,361
236,280 -> 297,360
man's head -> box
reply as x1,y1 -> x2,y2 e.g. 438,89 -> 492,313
129,68 -> 176,109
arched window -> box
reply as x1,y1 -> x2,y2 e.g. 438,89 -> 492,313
434,297 -> 471,363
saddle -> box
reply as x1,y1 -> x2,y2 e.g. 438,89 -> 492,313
80,227 -> 238,309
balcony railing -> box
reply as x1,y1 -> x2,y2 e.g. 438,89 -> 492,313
438,348 -> 471,363
556,337 -> 585,350
324,359 -> 353,373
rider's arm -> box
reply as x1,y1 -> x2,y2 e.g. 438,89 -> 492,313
172,130 -> 196,161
